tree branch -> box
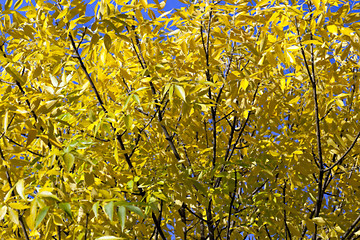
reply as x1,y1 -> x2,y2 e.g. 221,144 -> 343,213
325,130 -> 360,172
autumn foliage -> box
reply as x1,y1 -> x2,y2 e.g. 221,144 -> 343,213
1,0 -> 360,239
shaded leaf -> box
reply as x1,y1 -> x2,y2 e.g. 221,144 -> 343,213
118,206 -> 126,232
35,206 -> 49,229
104,202 -> 114,221
59,203 -> 72,219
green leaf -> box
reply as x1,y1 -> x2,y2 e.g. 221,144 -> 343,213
93,202 -> 99,218
59,203 -> 72,219
104,202 -> 114,221
63,153 -> 75,172
125,205 -> 144,218
35,206 -> 49,229
118,206 -> 126,232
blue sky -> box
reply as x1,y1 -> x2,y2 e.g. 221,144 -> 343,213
84,0 -> 188,16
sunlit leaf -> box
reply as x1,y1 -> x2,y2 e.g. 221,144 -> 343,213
15,179 -> 25,200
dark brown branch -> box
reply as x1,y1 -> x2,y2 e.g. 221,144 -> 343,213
265,224 -> 272,240
0,113 -> 16,140
214,112 -> 251,189
295,15 -> 324,239
342,212 -> 360,239
206,200 -> 215,240
178,203 -> 187,240
57,226 -> 61,240
184,205 -> 207,223
226,169 -> 237,240
320,107 -> 332,121
76,28 -> 87,50
69,32 -> 107,113
84,213 -> 89,240
250,179 -> 269,197
283,182 -> 292,240
68,26 -> 166,239
4,136 -> 45,157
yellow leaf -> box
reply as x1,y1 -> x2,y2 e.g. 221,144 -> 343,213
14,0 -> 22,10
38,191 -> 60,201
104,34 -> 112,52
5,66 -> 24,85
280,78 -> 286,91
312,0 -> 320,9
3,110 -> 8,134
9,202 -> 29,210
96,236 -> 122,240
64,153 -> 75,172
144,9 -> 153,19
124,115 -> 133,130
5,0 -> 13,10
341,27 -> 354,36
8,208 -> 19,225
0,206 -> 7,220
140,0 -> 148,8
4,187 -> 14,203
312,217 -> 326,226
258,55 -> 265,66
287,46 -> 300,51
174,85 -> 186,101
159,1 -> 166,9
240,79 -> 249,90
50,74 -> 58,87
16,179 -> 26,200
114,146 -> 119,163
334,225 -> 345,233
327,25 -> 338,35
56,8 -> 68,20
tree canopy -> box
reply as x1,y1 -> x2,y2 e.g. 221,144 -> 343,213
1,0 -> 360,239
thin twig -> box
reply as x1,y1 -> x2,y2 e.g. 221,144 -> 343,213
325,130 -> 360,172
